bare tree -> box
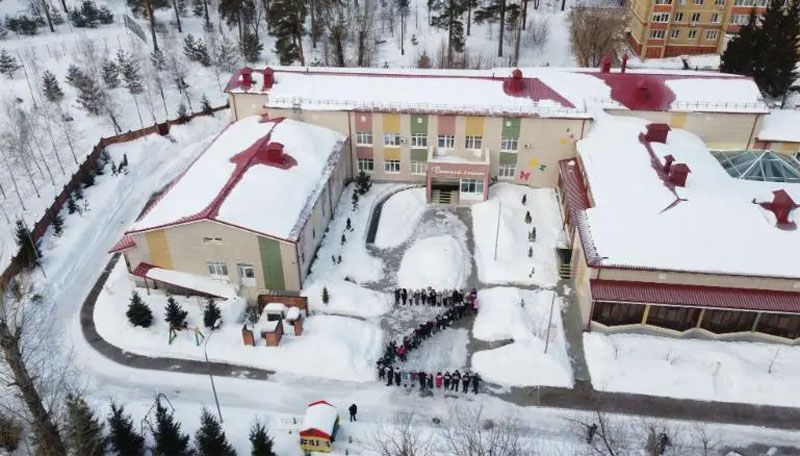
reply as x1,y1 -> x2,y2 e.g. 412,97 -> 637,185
689,422 -> 718,456
367,412 -> 435,456
569,409 -> 631,456
439,404 -> 533,456
323,0 -> 351,66
354,0 -> 376,66
567,4 -> 627,67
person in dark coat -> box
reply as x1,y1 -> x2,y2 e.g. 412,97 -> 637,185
394,369 -> 401,386
386,366 -> 394,386
394,289 -> 400,305
401,288 -> 408,305
471,373 -> 480,394
462,372 -> 471,393
427,373 -> 434,389
451,370 -> 461,391
378,363 -> 386,381
418,370 -> 427,389
349,403 -> 358,422
443,371 -> 451,390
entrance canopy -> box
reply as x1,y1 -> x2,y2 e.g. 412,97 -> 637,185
426,161 -> 490,203
132,263 -> 237,299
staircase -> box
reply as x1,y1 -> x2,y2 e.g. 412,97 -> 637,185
559,261 -> 572,279
431,189 -> 457,205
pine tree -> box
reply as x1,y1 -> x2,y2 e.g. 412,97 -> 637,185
214,34 -> 240,74
65,64 -> 87,87
65,394 -> 106,456
126,291 -> 153,327
355,170 -> 372,194
42,70 -> 65,102
528,246 -> 532,257
0,49 -> 21,78
76,75 -> 106,115
524,210 -> 532,224
177,102 -> 189,121
14,219 -> 40,269
720,9 -> 759,76
194,408 -> 235,456
322,286 -> 330,304
74,186 -> 84,200
351,190 -> 359,210
429,0 -> 468,66
521,194 -> 527,205
242,31 -> 264,63
102,58 -> 120,88
67,195 -> 79,214
184,34 -> 212,66
268,0 -> 307,65
201,94 -> 213,115
107,403 -> 146,456
165,296 -> 188,328
52,213 -> 64,237
203,298 -> 221,328
249,420 -> 276,456
82,167 -> 96,187
153,400 -> 192,456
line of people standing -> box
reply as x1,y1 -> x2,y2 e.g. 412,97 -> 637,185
394,287 -> 478,310
379,365 -> 481,395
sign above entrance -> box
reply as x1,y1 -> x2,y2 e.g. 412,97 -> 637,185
429,165 -> 487,178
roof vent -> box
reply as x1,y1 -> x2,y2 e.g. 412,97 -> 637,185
265,142 -> 284,162
668,163 -> 691,187
241,68 -> 253,87
601,55 -> 612,73
645,123 -> 670,143
621,54 -> 628,73
663,154 -> 675,173
506,68 -> 524,93
757,189 -> 798,230
263,67 -> 274,90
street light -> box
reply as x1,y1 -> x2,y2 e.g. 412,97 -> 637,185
203,320 -> 223,423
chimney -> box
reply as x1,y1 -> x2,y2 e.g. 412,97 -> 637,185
507,68 -> 524,93
601,55 -> 612,73
662,154 -> 675,173
668,163 -> 691,187
263,67 -> 275,90
621,54 -> 628,73
645,123 -> 670,143
241,68 -> 253,87
266,142 -> 284,162
758,189 -> 798,228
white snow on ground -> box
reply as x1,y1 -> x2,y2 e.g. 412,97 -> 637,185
758,109 -> 800,143
471,287 -> 573,388
471,183 -> 563,287
373,187 -> 427,249
404,328 -> 470,373
95,261 -> 384,382
585,331 -> 800,407
397,235 -> 470,290
304,280 -> 392,318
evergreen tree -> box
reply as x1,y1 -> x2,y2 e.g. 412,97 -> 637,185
65,394 -> 106,456
151,48 -> 168,71
52,213 -> 64,237
524,210 -> 532,224
200,95 -> 213,115
14,219 -> 40,269
474,0 -> 518,57
177,102 -> 189,121
203,298 -> 221,328
82,167 -> 96,187
429,0 -> 468,66
322,286 -> 329,304
351,189 -> 359,210
184,34 -> 212,66
102,58 -> 120,88
721,10 -> 759,76
759,0 -> 800,99
268,0 -> 307,65
242,31 -> 263,63
165,296 -> 188,328
74,186 -> 84,200
76,75 -> 106,115
0,49 -> 21,78
67,195 -> 79,214
214,34 -> 240,74
0,412 -> 22,453
65,64 -> 87,87
107,403 -> 146,456
249,420 -> 276,456
194,408 -> 235,456
42,70 -> 65,102
126,291 -> 153,327
521,193 -> 527,205
355,170 -> 372,194
153,400 -> 192,456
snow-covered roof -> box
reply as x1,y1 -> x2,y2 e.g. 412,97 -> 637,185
301,401 -> 338,439
130,116 -> 345,241
758,110 -> 800,143
225,66 -> 768,116
145,267 -> 237,298
575,113 -> 800,278
263,303 -> 287,314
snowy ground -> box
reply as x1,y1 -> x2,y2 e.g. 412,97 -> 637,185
471,183 -> 564,287
585,331 -> 800,408
373,187 -> 427,249
471,287 -> 573,388
397,234 -> 471,290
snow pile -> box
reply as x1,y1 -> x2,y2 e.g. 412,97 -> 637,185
758,110 -> 800,143
373,187 -> 427,248
584,332 -> 800,407
304,280 -> 392,318
95,261 -> 384,382
471,183 -> 563,287
471,287 -> 573,388
397,235 -> 470,289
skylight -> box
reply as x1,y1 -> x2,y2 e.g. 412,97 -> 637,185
711,150 -> 800,183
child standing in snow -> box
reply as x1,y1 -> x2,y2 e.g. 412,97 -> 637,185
435,372 -> 443,389
443,372 -> 451,390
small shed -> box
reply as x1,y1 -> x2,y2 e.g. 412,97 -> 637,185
299,401 -> 339,453
263,303 -> 288,321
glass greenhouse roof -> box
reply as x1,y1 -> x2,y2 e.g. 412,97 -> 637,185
711,150 -> 800,183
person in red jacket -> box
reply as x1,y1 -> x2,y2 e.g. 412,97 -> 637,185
435,372 -> 443,389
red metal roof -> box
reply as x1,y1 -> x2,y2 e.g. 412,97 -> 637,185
590,279 -> 800,313
131,262 -> 157,278
108,234 -> 137,253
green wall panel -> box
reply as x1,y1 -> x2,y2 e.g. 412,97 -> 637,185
411,115 -> 428,135
502,118 -> 521,138
499,152 -> 519,165
258,237 -> 285,290
410,148 -> 428,161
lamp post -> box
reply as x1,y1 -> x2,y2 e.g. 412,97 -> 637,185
203,325 -> 223,423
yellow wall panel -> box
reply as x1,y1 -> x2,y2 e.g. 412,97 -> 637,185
146,230 -> 173,269
465,116 -> 484,136
781,142 -> 799,153
382,113 -> 401,133
383,148 -> 401,161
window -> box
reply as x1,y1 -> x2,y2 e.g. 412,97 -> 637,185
733,0 -> 753,5
410,134 -> 427,148
411,161 -> 427,175
358,158 -> 374,172
705,30 -> 718,39
645,305 -> 701,332
758,0 -> 768,5
437,135 -> 455,149
355,131 -> 372,145
674,12 -> 684,21
207,262 -> 228,277
655,0 -> 671,3
384,160 -> 401,173
464,135 -> 483,150
652,12 -> 670,22
460,178 -> 484,194
731,14 -> 749,24
383,133 -> 401,147
592,301 -> 645,326
649,29 -> 666,39
688,29 -> 698,39
710,12 -> 720,23
238,263 -> 256,286
700,309 -> 756,334
715,0 -> 724,5
202,236 -> 223,245
694,0 -> 703,4
501,137 -> 518,151
670,29 -> 680,39
498,164 -> 516,178
690,12 -> 701,22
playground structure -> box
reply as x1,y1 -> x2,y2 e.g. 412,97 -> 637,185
299,401 -> 340,453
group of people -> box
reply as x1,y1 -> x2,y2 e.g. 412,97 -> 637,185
393,287 -> 478,309
378,365 -> 481,394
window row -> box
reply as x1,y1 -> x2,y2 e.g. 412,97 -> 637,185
207,262 -> 255,280
651,28 -> 717,40
669,12 -> 720,23
733,0 -> 768,6
460,178 -> 485,194
355,132 -> 519,151
357,158 -> 428,175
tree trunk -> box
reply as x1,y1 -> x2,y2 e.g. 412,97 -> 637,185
358,31 -> 366,66
59,0 -> 68,13
522,0 -> 527,30
310,0 -> 317,49
41,0 -> 55,33
295,16 -> 305,65
172,0 -> 183,32
514,1 -> 522,64
447,0 -> 454,66
467,0 -> 472,36
561,0 -> 565,11
146,0 -> 159,52
204,0 -> 211,28
401,13 -> 405,55
498,0 -> 505,57
0,321 -> 68,456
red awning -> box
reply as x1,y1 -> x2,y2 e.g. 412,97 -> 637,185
590,279 -> 800,314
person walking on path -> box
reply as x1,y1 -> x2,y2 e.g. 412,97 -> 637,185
386,366 -> 394,386
427,373 -> 434,389
349,403 -> 358,422
401,288 -> 408,305
394,369 -> 401,387
378,363 -> 386,381
418,370 -> 427,389
462,372 -> 471,393
435,372 -> 443,389
451,370 -> 461,391
443,371 -> 451,390
471,373 -> 480,394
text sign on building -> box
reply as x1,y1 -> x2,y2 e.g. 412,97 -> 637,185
429,165 -> 487,178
